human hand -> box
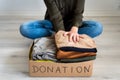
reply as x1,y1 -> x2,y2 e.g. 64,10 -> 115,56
63,26 -> 83,42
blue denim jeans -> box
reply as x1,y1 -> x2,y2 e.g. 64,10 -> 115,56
20,20 -> 103,39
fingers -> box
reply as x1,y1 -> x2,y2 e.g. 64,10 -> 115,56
69,33 -> 73,42
73,34 -> 80,42
73,34 -> 76,42
63,31 -> 83,42
76,34 -> 80,42
73,34 -> 77,42
79,34 -> 84,39
70,34 -> 79,42
63,32 -> 68,36
63,32 -> 73,42
63,32 -> 74,42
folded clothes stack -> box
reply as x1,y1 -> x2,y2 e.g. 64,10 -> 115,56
32,36 -> 57,62
55,31 -> 97,63
31,31 -> 97,63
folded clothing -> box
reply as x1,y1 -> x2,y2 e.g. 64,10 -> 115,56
32,36 -> 57,62
58,56 -> 96,63
55,31 -> 97,61
57,50 -> 96,59
59,47 -> 97,53
55,31 -> 96,49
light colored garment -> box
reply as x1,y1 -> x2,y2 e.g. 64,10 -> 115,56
55,31 -> 96,49
32,36 -> 57,61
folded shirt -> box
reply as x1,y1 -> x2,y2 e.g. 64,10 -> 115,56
57,50 -> 96,59
58,56 -> 96,63
59,47 -> 97,53
55,31 -> 97,63
32,37 -> 57,62
55,31 -> 96,49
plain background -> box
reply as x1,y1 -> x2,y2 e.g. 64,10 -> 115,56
0,0 -> 120,80
0,0 -> 120,16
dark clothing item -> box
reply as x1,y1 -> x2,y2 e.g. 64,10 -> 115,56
58,56 -> 96,63
56,50 -> 96,59
59,47 -> 97,53
44,0 -> 85,32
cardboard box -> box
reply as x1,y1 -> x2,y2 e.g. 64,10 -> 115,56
29,43 -> 93,77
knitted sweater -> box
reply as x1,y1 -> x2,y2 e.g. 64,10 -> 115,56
44,0 -> 85,31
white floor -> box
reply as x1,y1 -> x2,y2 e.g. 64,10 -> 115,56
0,16 -> 120,80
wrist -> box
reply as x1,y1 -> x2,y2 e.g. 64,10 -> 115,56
70,26 -> 78,33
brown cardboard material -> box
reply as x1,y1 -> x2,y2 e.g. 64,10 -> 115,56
29,60 -> 93,77
29,43 -> 94,77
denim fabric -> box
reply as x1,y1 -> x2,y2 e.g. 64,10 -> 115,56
20,20 -> 103,39
20,20 -> 54,39
78,20 -> 103,38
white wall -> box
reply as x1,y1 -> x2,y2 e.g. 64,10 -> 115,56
0,0 -> 46,17
85,0 -> 120,10
0,0 -> 120,16
84,0 -> 120,16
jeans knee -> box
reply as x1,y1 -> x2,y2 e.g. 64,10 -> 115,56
92,21 -> 103,36
84,20 -> 103,37
19,20 -> 53,39
19,24 -> 28,38
41,20 -> 53,29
